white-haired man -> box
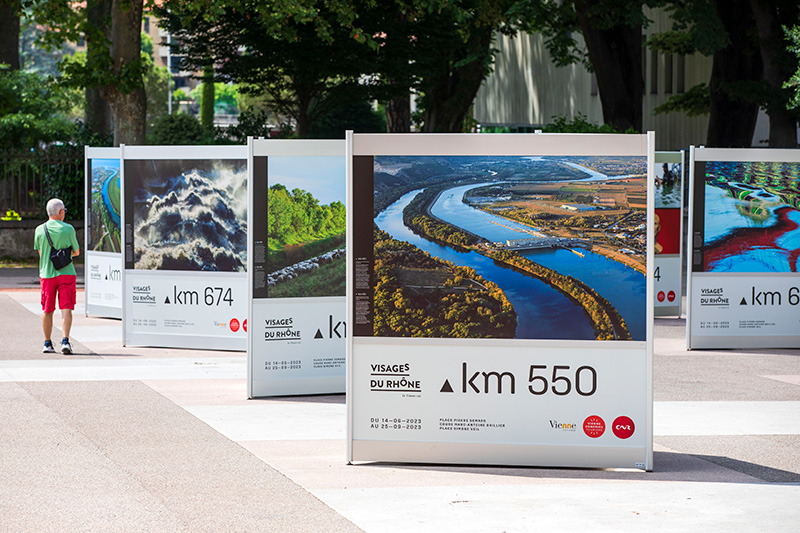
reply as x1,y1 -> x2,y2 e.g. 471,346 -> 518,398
34,198 -> 80,354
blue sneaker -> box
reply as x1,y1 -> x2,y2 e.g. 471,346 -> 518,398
42,340 -> 55,353
61,338 -> 73,355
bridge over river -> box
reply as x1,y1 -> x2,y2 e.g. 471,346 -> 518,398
497,237 -> 592,252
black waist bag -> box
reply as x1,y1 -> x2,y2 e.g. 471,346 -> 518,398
44,225 -> 72,270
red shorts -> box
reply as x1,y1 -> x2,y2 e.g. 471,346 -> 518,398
40,275 -> 77,313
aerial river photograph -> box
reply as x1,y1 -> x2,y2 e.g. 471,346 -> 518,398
369,155 -> 649,342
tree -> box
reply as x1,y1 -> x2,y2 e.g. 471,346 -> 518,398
0,0 -> 21,70
748,0 -> 800,147
413,1 -> 511,132
650,0 -> 799,147
200,64 -> 214,128
157,0 -> 381,138
787,25 -> 800,109
573,0 -> 646,132
32,0 -> 146,145
520,0 -> 658,133
84,0 -> 113,137
101,0 -> 146,144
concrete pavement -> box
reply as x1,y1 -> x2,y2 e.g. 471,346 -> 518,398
1,268 -> 798,531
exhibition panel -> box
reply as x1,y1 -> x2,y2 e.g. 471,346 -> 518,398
85,146 -> 123,319
248,139 -> 346,397
653,151 -> 685,317
347,132 -> 655,469
687,147 -> 800,349
121,145 -> 248,351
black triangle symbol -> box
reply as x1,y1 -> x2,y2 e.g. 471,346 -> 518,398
440,379 -> 454,393
104,275 -> 108,280
164,296 -> 170,304
740,297 -> 747,305
314,329 -> 323,339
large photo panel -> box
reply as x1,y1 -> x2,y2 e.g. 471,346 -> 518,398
654,151 -> 685,317
85,146 -> 123,318
687,147 -> 800,349
122,145 -> 248,351
248,139 -> 346,397
348,132 -> 655,469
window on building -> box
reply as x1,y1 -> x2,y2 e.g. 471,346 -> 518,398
144,16 -> 150,33
677,55 -> 686,94
664,53 -> 673,94
650,49 -> 659,94
591,73 -> 598,96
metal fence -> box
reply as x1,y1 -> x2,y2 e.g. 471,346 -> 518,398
0,146 -> 84,219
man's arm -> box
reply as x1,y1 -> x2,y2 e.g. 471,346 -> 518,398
72,248 -> 80,257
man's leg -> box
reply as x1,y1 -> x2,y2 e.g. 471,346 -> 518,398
42,312 -> 54,341
40,278 -> 57,352
61,309 -> 73,340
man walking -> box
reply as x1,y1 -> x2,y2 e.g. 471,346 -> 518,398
34,198 -> 80,354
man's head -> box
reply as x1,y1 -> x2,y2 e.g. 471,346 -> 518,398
46,198 -> 66,219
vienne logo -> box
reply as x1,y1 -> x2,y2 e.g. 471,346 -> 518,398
549,420 -> 577,431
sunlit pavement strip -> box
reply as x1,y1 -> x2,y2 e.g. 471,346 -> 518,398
2,355 -> 798,437
184,404 -> 346,441
0,357 -> 246,382
313,482 -> 798,532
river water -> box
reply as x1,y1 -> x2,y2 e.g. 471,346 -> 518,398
377,187 -> 646,340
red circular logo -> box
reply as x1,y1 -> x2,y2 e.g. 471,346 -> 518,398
230,318 -> 240,332
667,290 -> 676,302
612,416 -> 635,439
657,291 -> 665,302
243,319 -> 247,332
583,415 -> 605,438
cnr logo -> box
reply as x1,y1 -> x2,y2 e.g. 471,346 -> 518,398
612,416 -> 635,439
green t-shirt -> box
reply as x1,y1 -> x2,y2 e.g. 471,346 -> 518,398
34,220 -> 80,278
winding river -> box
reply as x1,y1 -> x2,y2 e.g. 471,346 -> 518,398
377,184 -> 647,340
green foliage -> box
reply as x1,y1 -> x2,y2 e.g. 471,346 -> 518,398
148,113 -> 214,145
0,67 -> 77,149
215,108 -> 281,144
785,25 -> 800,109
267,184 -> 345,248
308,100 -> 385,138
542,113 -> 633,134
645,30 -> 697,56
189,80 -> 240,115
655,0 -> 730,56
653,83 -> 710,117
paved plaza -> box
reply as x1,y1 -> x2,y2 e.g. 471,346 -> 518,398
0,267 -> 798,531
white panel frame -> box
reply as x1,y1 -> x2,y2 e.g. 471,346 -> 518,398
346,132 -> 655,470
686,147 -> 800,349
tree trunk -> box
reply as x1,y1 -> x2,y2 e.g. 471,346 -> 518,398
102,0 -> 146,146
421,25 -> 494,133
0,0 -> 20,71
749,0 -> 799,147
85,0 -> 113,136
707,0 -> 761,147
200,64 -> 215,129
385,94 -> 411,132
574,0 -> 643,132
